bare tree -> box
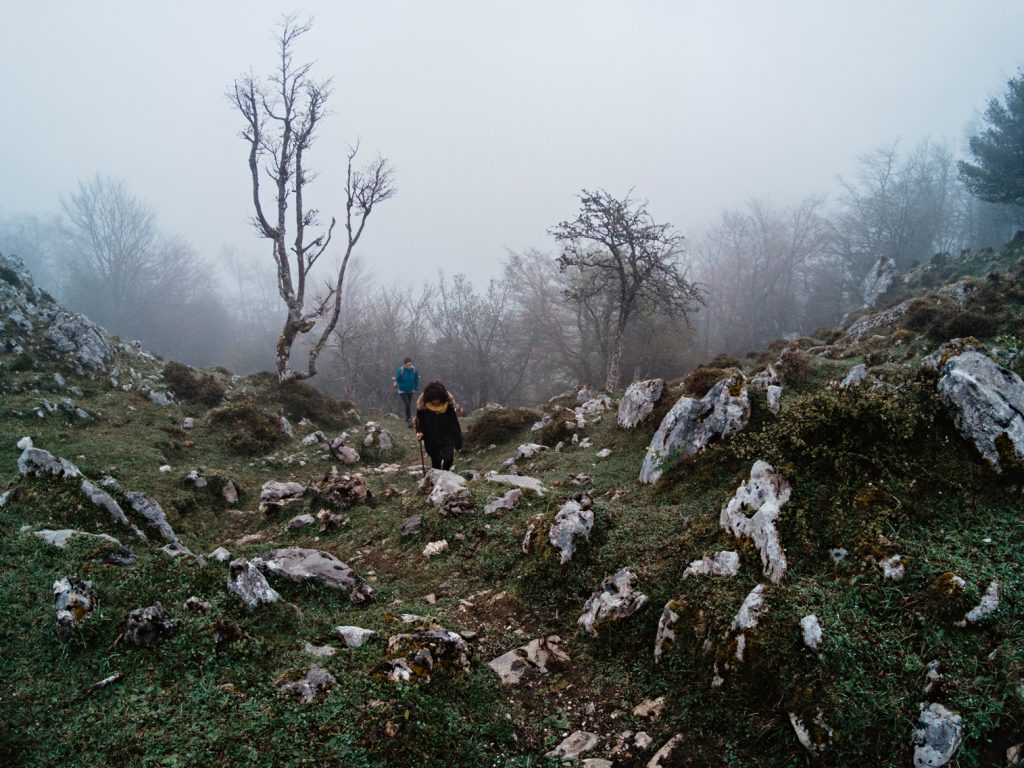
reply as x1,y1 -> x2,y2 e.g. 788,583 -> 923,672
550,189 -> 703,390
230,15 -> 395,382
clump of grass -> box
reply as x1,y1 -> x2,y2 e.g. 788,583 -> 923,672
463,406 -> 541,450
162,361 -> 226,406
275,378 -> 354,430
705,352 -> 742,369
207,400 -> 288,454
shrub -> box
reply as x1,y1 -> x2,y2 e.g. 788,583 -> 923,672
682,367 -> 730,398
775,350 -> 813,388
276,379 -> 354,430
811,326 -> 843,344
0,265 -> 22,288
463,407 -> 541,450
705,353 -> 741,369
162,361 -> 226,406
900,296 -> 1002,341
207,401 -> 288,454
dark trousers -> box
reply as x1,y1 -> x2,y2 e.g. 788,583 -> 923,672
399,391 -> 413,421
429,446 -> 455,471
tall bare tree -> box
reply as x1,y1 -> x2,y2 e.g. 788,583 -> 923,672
550,189 -> 703,390
230,15 -> 395,381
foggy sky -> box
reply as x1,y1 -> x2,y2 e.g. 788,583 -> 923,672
2,1 -> 1022,288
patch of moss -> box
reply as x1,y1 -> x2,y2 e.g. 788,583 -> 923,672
162,361 -> 226,407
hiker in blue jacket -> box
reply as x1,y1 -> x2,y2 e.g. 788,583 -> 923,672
392,357 -> 420,426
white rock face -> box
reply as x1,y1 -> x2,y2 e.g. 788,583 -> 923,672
766,385 -> 783,415
578,568 -> 648,636
639,376 -> 749,484
937,351 -> 1024,473
719,461 -> 791,583
913,703 -> 963,768
653,600 -> 681,663
488,634 -> 570,685
548,494 -> 595,564
16,436 -> 33,450
800,614 -> 823,650
840,363 -> 870,388
682,550 -> 740,580
789,710 -> 835,756
861,254 -> 897,307
617,378 -> 665,428
227,558 -> 281,607
335,625 -> 377,648
259,480 -> 307,513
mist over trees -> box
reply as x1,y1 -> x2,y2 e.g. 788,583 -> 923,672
2,61 -> 1023,410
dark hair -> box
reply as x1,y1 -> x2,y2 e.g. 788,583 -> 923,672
423,380 -> 448,403
403,357 -> 413,364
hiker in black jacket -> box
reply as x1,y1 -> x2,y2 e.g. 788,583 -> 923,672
414,380 -> 463,470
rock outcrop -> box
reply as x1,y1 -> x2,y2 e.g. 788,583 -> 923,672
639,376 -> 750,484
578,568 -> 648,636
256,547 -> 374,604
719,461 -> 790,583
617,378 -> 665,429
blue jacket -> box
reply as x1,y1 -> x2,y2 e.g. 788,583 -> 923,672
395,365 -> 420,393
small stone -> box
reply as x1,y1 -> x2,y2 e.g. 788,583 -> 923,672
182,417 -> 195,430
209,546 -> 232,562
596,448 -> 612,458
17,436 -> 33,450
545,731 -> 600,762
335,626 -> 377,648
423,540 -> 449,558
402,515 -> 423,536
159,465 -> 172,473
800,615 -> 823,650
632,696 -> 666,720
122,602 -> 181,647
184,596 -> 211,613
288,514 -> 316,530
275,665 -> 335,704
303,641 -> 338,657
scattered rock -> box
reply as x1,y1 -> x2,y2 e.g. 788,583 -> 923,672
228,558 -> 282,607
647,733 -> 686,767
259,480 -> 307,513
789,709 -> 835,756
16,436 -> 33,450
766,385 -> 783,415
275,665 -> 336,704
719,461 -> 790,583
256,547 -> 374,604
362,422 -> 394,451
632,696 -> 666,721
488,635 -> 571,685
335,626 -> 377,648
301,430 -> 326,446
122,602 -> 181,647
303,642 -> 338,657
913,703 -> 963,768
182,417 -> 194,430
878,554 -> 906,581
840,363 -> 871,388
937,350 -> 1024,473
53,576 -> 97,635
183,596 -> 211,613
423,540 -> 449,558
316,508 -> 348,532
653,600 -> 682,663
484,488 -> 521,515
595,448 -> 612,458
44,309 -> 115,373
545,731 -> 600,762
713,584 -> 767,686
124,491 -> 187,549
209,546 -> 232,562
800,614 -> 823,650
185,468 -> 207,489
487,473 -> 546,495
639,375 -> 750,484
578,568 -> 648,637
401,515 -> 423,536
378,627 -> 473,683
330,436 -> 360,464
288,513 -> 316,530
750,363 -> 780,389
35,529 -> 121,549
682,550 -> 740,579
311,466 -> 370,508
959,579 -> 1000,625
617,378 -> 665,429
548,493 -> 595,564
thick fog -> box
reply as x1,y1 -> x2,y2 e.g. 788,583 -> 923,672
2,1 -> 1023,406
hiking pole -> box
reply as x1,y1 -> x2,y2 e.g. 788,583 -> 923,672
417,436 -> 426,477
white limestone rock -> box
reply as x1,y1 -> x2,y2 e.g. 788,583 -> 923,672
35,529 -> 122,548
488,634 -> 571,685
938,350 -> 1024,473
258,480 -> 307,513
682,550 -> 740,580
228,558 -> 281,607
548,493 -> 594,565
912,703 -> 963,768
617,378 -> 665,429
275,665 -> 336,704
335,626 -> 377,648
766,385 -> 783,415
423,540 -> 449,558
483,488 -> 521,515
487,473 -> 546,495
639,375 -> 749,484
545,731 -> 600,762
800,614 -> 823,650
960,579 -> 1000,625
578,568 -> 648,637
256,547 -> 374,604
789,709 -> 835,757
719,461 -> 790,583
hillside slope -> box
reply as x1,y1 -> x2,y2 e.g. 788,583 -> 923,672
1,248 -> 1023,767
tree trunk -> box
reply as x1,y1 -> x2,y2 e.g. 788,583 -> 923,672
605,319 -> 626,391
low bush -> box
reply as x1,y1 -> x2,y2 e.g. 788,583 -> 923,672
463,406 -> 541,449
705,352 -> 741,369
207,401 -> 288,454
162,361 -> 226,406
682,366 -> 730,397
276,379 -> 354,430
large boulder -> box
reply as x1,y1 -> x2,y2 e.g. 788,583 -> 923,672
256,547 -> 374,604
547,493 -> 594,565
937,351 -> 1024,473
861,254 -> 897,307
639,376 -> 750,484
617,378 -> 665,429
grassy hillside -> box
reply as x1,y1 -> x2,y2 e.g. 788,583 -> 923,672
1,244 -> 1023,767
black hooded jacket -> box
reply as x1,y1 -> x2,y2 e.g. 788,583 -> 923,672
415,393 -> 463,456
